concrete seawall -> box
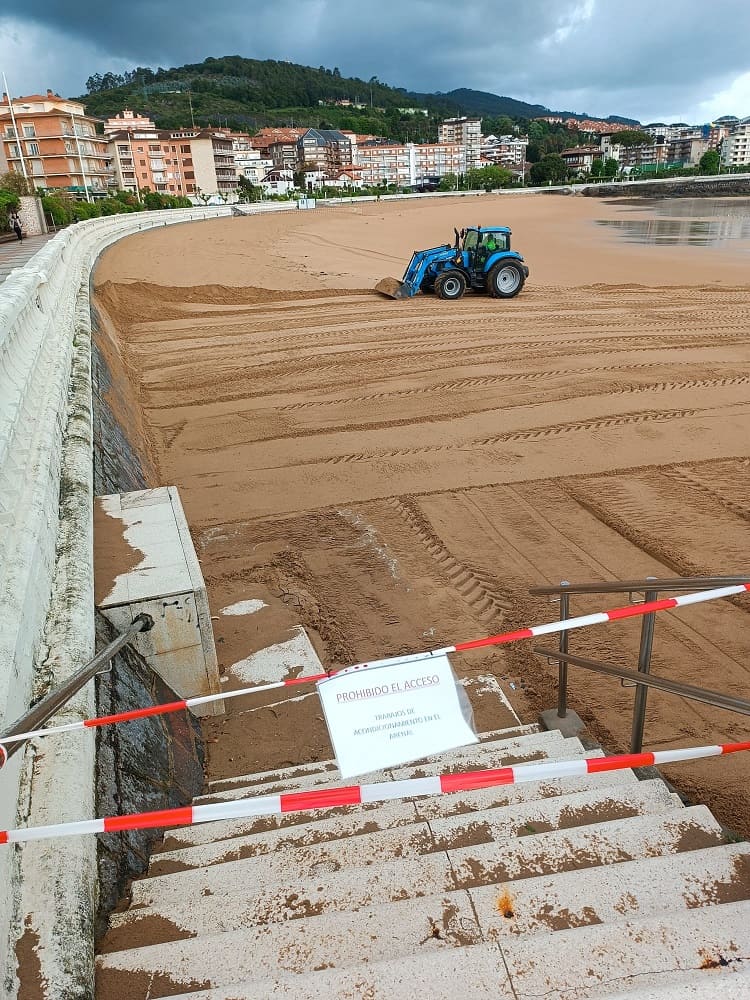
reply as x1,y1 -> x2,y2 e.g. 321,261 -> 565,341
0,207 -> 234,998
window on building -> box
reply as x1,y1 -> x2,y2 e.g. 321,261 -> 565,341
180,145 -> 190,153
149,144 -> 160,151
4,126 -> 16,138
26,141 -> 40,156
136,146 -> 144,152
184,171 -> 195,179
140,159 -> 146,166
30,160 -> 44,176
23,124 -> 36,137
8,143 -> 19,157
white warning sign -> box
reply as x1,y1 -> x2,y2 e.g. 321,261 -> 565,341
317,653 -> 477,779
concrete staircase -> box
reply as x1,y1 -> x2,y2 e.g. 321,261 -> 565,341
96,725 -> 750,998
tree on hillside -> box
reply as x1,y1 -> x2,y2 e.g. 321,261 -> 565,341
590,157 -> 604,177
699,149 -> 721,174
612,129 -> 652,147
529,154 -> 568,184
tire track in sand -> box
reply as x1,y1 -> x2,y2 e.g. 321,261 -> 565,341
384,497 -> 513,623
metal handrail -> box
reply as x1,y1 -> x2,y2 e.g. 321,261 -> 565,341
529,575 -> 750,597
534,646 -> 750,718
530,575 -> 750,752
0,613 -> 153,766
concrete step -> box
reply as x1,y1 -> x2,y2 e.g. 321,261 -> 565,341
95,889 -> 485,998
195,729 -> 569,803
161,751 -> 639,851
97,896 -> 750,998
581,967 -> 750,998
106,837 -> 748,956
106,943 -> 516,1000
159,901 -> 750,999
468,840 -> 750,938
499,899 -> 750,997
149,777 -> 677,875
449,804 -> 726,890
205,723 -> 543,794
155,752 -> 638,860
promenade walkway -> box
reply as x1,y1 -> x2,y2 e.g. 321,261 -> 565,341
0,234 -> 55,284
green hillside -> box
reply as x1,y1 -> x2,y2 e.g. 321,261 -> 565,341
429,88 -> 552,119
78,55 -> 636,139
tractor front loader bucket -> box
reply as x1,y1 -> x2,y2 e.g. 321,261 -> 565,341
375,276 -> 409,299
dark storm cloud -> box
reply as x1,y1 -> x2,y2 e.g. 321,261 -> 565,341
3,1 -> 750,121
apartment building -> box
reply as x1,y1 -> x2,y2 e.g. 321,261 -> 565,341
482,134 -> 528,168
667,132 -> 709,167
229,133 -> 273,184
721,117 -> 750,167
438,117 -> 482,169
296,128 -> 353,174
600,132 -> 669,169
356,140 -> 465,187
560,145 -> 602,174
0,89 -> 111,194
109,128 -> 237,197
250,127 -> 305,170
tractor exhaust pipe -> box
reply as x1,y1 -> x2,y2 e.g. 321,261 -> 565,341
374,276 -> 409,299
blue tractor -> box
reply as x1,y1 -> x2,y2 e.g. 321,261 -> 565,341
376,225 -> 529,301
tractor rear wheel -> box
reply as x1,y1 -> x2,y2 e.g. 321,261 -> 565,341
434,270 -> 466,300
487,261 -> 524,298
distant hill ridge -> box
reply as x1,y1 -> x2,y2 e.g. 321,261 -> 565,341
77,55 -> 640,131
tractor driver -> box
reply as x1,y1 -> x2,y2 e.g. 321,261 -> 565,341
483,232 -> 498,251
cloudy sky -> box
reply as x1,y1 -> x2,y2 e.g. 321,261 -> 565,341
1,1 -> 749,124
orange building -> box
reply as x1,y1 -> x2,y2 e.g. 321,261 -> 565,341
109,128 -> 237,197
0,89 -> 111,195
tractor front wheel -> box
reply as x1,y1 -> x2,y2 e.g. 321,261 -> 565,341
434,270 -> 466,301
487,261 -> 524,298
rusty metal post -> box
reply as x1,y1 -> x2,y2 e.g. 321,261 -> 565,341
630,579 -> 658,753
557,581 -> 570,718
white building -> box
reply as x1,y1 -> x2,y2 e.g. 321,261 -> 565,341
482,134 -> 528,169
356,141 -> 465,187
260,168 -> 295,196
230,134 -> 273,184
438,117 -> 482,169
721,118 -> 750,168
103,109 -> 156,135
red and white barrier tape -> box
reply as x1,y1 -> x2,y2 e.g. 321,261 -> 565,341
1,582 -> 747,755
1,740 -> 748,844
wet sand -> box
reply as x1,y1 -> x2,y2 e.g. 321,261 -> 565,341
94,194 -> 750,836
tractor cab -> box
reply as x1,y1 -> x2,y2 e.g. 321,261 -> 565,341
458,226 -> 512,271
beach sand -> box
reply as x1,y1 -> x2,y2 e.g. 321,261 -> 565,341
93,194 -> 750,836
